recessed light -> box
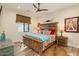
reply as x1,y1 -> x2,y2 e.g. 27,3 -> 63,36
18,6 -> 21,9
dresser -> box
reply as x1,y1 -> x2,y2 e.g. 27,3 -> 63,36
57,36 -> 68,47
0,39 -> 14,56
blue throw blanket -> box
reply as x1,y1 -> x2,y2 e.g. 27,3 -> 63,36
25,32 -> 50,41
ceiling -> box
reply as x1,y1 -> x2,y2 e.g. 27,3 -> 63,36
0,3 -> 78,18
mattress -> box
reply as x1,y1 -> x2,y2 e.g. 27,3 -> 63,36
25,32 -> 50,41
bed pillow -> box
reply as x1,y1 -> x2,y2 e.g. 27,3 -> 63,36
43,31 -> 51,35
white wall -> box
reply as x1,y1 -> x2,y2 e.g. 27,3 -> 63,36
0,13 -> 2,30
38,4 -> 79,48
0,16 -> 1,31
0,6 -> 39,42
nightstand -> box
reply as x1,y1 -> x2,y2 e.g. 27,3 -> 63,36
57,36 -> 68,47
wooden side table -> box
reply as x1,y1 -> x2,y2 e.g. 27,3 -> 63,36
57,36 -> 68,47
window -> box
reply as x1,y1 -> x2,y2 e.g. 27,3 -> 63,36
18,23 -> 29,32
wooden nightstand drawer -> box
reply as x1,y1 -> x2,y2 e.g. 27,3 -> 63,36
57,36 -> 68,46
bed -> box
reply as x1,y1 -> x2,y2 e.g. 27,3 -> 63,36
23,22 -> 58,55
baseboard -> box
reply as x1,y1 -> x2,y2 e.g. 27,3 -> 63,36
68,43 -> 79,48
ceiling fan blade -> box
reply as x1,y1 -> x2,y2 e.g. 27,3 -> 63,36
33,3 -> 48,13
33,3 -> 38,9
35,9 -> 48,13
40,9 -> 48,11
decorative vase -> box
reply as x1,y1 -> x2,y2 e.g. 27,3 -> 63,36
1,31 -> 6,41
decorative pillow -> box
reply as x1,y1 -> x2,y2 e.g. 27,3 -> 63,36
43,31 -> 51,35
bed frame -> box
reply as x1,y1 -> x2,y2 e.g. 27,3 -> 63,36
23,22 -> 58,55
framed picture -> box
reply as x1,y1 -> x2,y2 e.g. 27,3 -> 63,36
65,17 -> 79,32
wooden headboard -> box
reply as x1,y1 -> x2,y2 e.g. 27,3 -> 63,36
40,22 -> 58,36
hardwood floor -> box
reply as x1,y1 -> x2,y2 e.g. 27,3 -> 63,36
43,45 -> 67,56
14,44 -> 79,56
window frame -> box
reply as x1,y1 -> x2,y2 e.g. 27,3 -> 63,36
23,23 -> 29,32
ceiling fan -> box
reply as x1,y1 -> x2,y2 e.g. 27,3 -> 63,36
33,3 -> 48,12
0,5 -> 2,14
